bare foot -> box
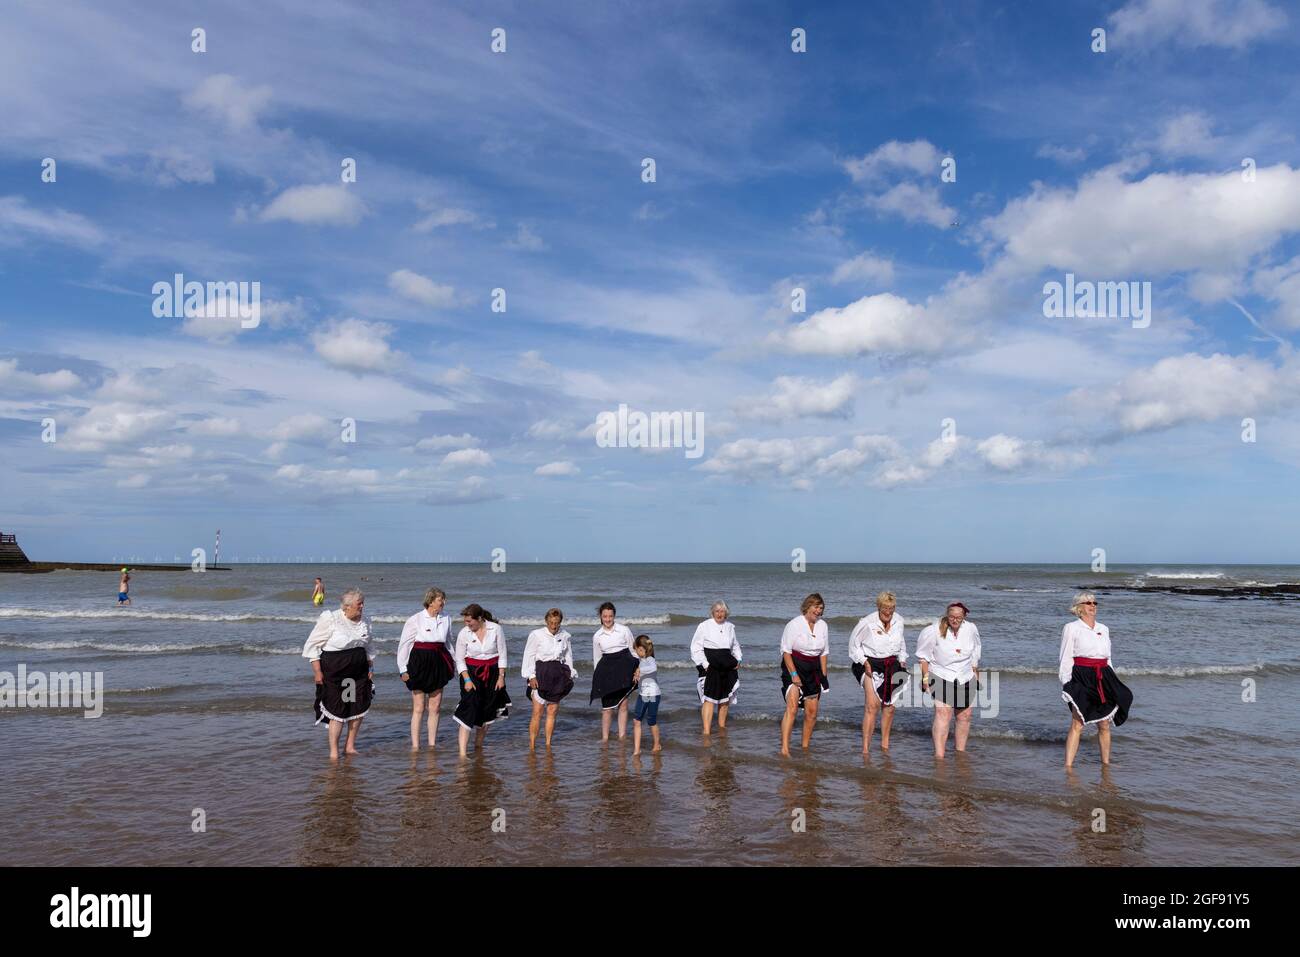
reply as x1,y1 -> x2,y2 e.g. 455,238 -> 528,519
651,744 -> 661,753
780,748 -> 791,757
345,747 -> 359,755
881,742 -> 890,751
329,752 -> 340,761
633,748 -> 641,756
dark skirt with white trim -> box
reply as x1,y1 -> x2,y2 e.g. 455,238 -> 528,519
528,659 -> 574,705
589,649 -> 638,709
314,647 -> 373,725
1063,664 -> 1132,726
453,664 -> 511,729
780,655 -> 828,710
406,644 -> 455,694
851,655 -> 910,706
699,648 -> 740,705
928,675 -> 977,711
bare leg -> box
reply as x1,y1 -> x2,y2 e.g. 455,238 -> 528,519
601,708 -> 612,742
651,724 -> 661,752
633,718 -> 642,755
954,707 -> 972,751
862,679 -> 882,754
1098,719 -> 1112,764
933,704 -> 952,758
475,726 -> 487,751
802,697 -> 820,749
780,688 -> 798,756
701,700 -> 715,734
458,724 -> 470,757
344,716 -> 363,755
880,702 -> 895,750
529,697 -> 544,751
410,692 -> 426,751
617,699 -> 629,738
427,690 -> 442,748
544,703 -> 559,748
328,719 -> 343,760
717,702 -> 729,729
1065,714 -> 1084,768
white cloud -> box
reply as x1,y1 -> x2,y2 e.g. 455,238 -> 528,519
1152,111 -> 1225,159
742,373 -> 856,421
188,416 -> 243,437
0,358 -> 82,395
260,184 -> 366,226
1036,144 -> 1087,165
699,436 -> 836,481
506,223 -> 546,251
527,418 -> 580,441
831,252 -> 895,286
413,433 -> 479,452
774,292 -> 964,357
269,414 -> 335,442
413,206 -> 482,232
116,473 -> 150,489
275,463 -> 383,493
312,318 -> 396,371
1109,0 -> 1287,50
184,74 -> 273,130
441,447 -> 493,469
535,460 -> 580,477
63,403 -> 174,451
867,182 -> 956,228
388,269 -> 456,307
0,195 -> 104,247
843,140 -> 943,182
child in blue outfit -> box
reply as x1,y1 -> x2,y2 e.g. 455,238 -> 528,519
632,634 -> 661,754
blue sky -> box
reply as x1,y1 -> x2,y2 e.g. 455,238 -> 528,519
3,0 -> 1300,563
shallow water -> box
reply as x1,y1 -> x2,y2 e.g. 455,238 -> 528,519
2,563 -> 1297,865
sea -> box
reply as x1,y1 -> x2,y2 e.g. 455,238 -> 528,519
2,563 -> 1297,866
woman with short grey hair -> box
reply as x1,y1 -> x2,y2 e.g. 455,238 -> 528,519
397,586 -> 454,750
1060,591 -> 1133,768
691,600 -> 742,733
303,587 -> 375,760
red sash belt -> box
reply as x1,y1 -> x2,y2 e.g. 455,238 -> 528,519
791,650 -> 822,663
1075,656 -> 1108,703
413,641 -> 445,650
466,655 -> 498,684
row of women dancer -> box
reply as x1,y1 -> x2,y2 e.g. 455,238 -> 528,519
303,587 -> 1132,766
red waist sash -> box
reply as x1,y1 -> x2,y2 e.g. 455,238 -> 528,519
1074,656 -> 1108,703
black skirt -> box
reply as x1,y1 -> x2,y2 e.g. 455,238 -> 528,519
453,661 -> 511,729
699,647 -> 740,704
851,654 -> 910,706
406,644 -> 455,694
314,647 -> 373,725
928,675 -> 977,711
1063,663 -> 1133,726
590,648 -> 638,709
780,653 -> 828,709
528,659 -> 575,705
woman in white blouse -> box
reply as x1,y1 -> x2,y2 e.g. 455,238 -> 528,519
397,586 -> 454,751
521,607 -> 578,751
780,593 -> 830,757
848,590 -> 909,754
1061,591 -> 1133,768
452,603 -> 511,757
692,600 -> 743,734
915,601 -> 981,758
302,588 -> 375,761
589,601 -> 641,742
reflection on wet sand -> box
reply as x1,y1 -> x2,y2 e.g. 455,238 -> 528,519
694,734 -> 739,844
521,750 -> 565,840
1068,764 -> 1146,865
926,754 -> 982,863
855,753 -> 908,865
777,759 -> 828,861
297,762 -> 366,866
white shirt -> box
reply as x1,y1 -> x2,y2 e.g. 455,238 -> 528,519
454,621 -> 507,675
521,627 -> 578,681
780,615 -> 829,658
1058,618 -> 1112,685
592,623 -> 636,666
848,611 -> 907,664
637,655 -> 660,699
396,608 -> 452,675
915,620 -> 981,683
302,609 -> 375,663
691,619 -> 743,667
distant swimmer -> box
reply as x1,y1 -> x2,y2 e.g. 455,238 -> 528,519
1061,591 -> 1133,769
312,578 -> 325,607
117,568 -> 132,606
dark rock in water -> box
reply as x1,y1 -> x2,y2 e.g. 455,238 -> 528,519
1087,582 -> 1300,600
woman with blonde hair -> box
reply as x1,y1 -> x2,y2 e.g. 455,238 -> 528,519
779,593 -> 830,756
1060,591 -> 1133,768
848,590 -> 909,753
397,586 -> 454,750
915,601 -> 981,758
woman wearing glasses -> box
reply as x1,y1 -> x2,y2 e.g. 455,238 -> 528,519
1060,591 -> 1133,768
915,601 -> 981,758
